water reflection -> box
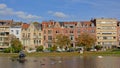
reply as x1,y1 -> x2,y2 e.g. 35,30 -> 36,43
0,56 -> 120,68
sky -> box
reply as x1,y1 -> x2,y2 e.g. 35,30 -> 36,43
0,0 -> 120,23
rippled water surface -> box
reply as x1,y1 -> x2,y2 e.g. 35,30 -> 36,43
0,56 -> 120,68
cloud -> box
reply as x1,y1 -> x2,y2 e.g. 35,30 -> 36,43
48,11 -> 68,18
69,0 -> 120,8
15,11 -> 40,20
0,3 -> 41,21
0,3 -> 7,9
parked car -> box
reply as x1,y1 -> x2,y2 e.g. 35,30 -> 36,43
43,49 -> 51,52
67,48 -> 75,52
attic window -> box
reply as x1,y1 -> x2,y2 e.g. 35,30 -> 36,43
70,30 -> 74,33
77,30 -> 80,33
70,26 -> 74,28
11,30 -> 13,32
48,30 -> 52,34
56,30 -> 59,33
65,26 -> 67,28
91,23 -> 94,27
48,25 -> 51,27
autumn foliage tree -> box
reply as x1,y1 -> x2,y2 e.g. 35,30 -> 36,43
55,34 -> 71,48
76,33 -> 96,49
4,34 -> 23,53
11,38 -> 23,53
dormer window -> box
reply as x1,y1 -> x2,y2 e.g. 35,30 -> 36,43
85,24 -> 88,27
70,26 -> 74,28
48,25 -> 51,28
91,23 -> 94,27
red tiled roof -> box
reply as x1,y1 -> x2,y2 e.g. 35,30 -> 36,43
81,21 -> 92,25
64,22 -> 77,24
0,20 -> 13,25
22,23 -> 29,29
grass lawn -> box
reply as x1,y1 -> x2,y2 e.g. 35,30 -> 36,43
0,51 -> 120,57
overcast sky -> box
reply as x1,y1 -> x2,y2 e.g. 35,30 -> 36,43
0,0 -> 120,22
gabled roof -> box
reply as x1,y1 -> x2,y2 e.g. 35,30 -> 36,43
0,20 -> 13,26
22,23 -> 30,29
33,23 -> 42,30
81,21 -> 95,27
58,21 -> 77,27
42,21 -> 55,28
63,22 -> 77,25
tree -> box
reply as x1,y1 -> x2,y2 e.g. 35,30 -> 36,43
76,33 -> 96,49
94,45 -> 102,51
51,45 -> 57,51
36,45 -> 44,52
33,22 -> 39,24
4,34 -> 23,53
11,38 -> 23,53
55,34 -> 71,48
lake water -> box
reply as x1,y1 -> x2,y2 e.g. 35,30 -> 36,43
0,56 -> 120,68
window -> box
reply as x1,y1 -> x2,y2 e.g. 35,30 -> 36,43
97,28 -> 101,29
65,30 -> 68,33
102,33 -> 112,35
48,25 -> 51,28
44,30 -> 46,34
77,30 -> 80,33
48,43 -> 52,48
48,36 -> 52,40
44,36 -> 46,40
0,37 -> 2,41
22,33 -> 25,37
48,30 -> 52,34
103,37 -> 107,40
98,42 -> 100,44
97,33 -> 100,34
34,33 -> 36,36
28,33 -> 30,38
91,30 -> 95,33
34,40 -> 36,44
113,37 -> 116,39
39,40 -> 41,43
11,30 -> 13,32
70,26 -> 73,28
70,30 -> 74,33
39,33 -> 41,36
65,26 -> 67,28
16,30 -> 19,35
56,30 -> 59,33
91,23 -> 94,27
70,35 -> 74,40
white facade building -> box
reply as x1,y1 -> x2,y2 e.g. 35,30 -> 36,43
10,26 -> 21,40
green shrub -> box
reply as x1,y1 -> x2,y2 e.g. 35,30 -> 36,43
36,46 -> 44,52
47,47 -> 53,52
94,45 -> 103,51
87,48 -> 92,51
52,45 -> 57,51
3,48 -> 11,53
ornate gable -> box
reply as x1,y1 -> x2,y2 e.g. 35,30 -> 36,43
76,22 -> 82,27
27,23 -> 36,32
54,22 -> 61,28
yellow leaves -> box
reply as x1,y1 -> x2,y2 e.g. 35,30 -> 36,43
76,33 -> 96,47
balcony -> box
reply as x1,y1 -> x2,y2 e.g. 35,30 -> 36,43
38,36 -> 41,39
0,45 -> 9,48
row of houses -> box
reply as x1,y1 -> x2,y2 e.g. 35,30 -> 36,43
0,18 -> 120,50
